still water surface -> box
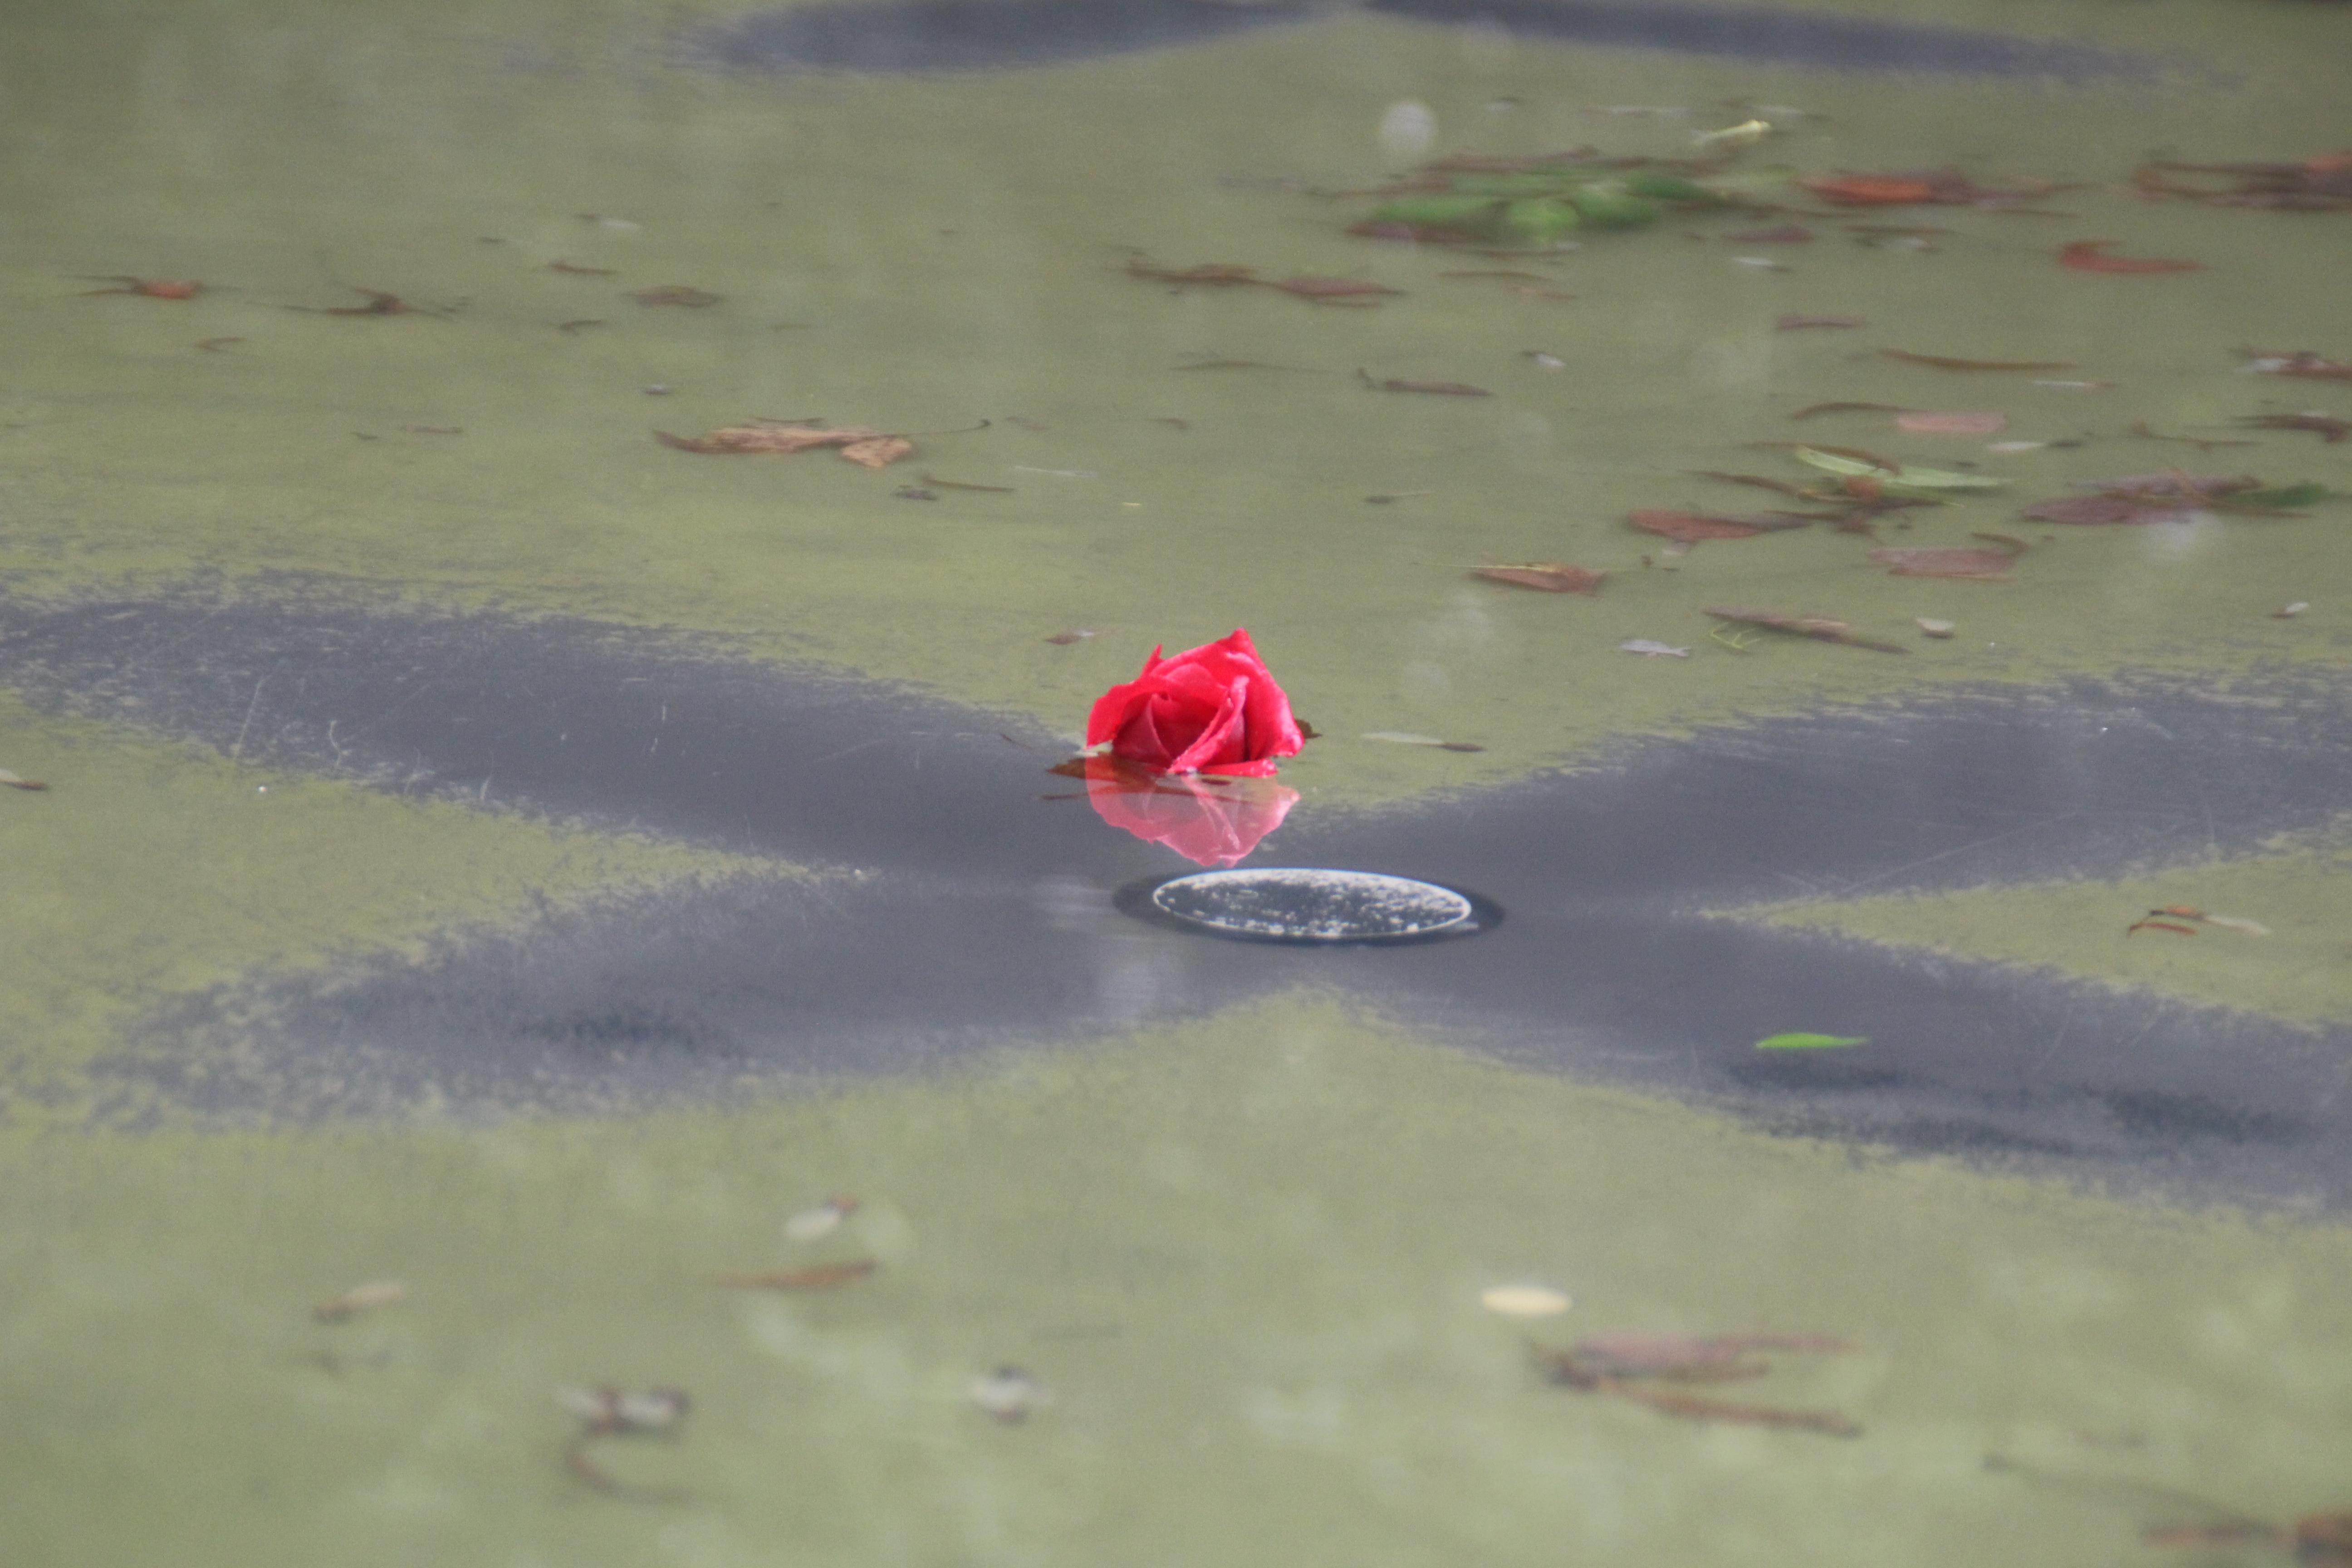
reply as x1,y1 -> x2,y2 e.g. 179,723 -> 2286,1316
2,0 -> 2349,1563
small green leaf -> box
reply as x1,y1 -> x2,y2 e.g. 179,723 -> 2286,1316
1794,447 -> 2005,490
2225,483 -> 2334,510
1754,1032 -> 1870,1050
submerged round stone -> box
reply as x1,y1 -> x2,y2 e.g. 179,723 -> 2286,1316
1138,868 -> 1492,944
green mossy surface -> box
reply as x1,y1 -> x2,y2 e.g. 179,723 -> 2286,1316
1759,823 -> 2352,1029
5,1004 -> 2350,1568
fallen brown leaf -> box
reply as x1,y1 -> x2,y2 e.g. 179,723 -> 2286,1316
1881,349 -> 2075,372
1705,607 -> 1908,652
1361,369 -> 1492,396
1475,563 -> 1606,593
839,435 -> 914,468
1895,411 -> 2007,435
1629,509 -> 1811,543
655,421 -> 910,466
1868,533 -> 2026,578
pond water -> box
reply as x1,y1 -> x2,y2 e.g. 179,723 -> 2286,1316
3,0 -> 2349,1563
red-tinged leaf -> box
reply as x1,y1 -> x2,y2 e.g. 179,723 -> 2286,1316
1629,509 -> 1807,543
1801,176 -> 1938,206
2059,240 -> 2202,274
1868,544 -> 2017,578
1127,259 -> 1259,286
1475,563 -> 1606,593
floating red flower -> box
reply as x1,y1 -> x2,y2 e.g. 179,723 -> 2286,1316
1084,628 -> 1303,779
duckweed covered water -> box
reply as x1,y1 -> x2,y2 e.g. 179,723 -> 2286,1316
3,0 -> 2349,1559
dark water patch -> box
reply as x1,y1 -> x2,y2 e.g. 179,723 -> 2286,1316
687,0 -> 1322,73
7,591 -> 2350,1206
689,0 -> 2151,77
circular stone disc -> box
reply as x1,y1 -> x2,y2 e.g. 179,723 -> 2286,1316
1118,868 -> 1499,945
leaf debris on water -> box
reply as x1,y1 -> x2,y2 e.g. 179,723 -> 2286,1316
313,1279 -> 407,1323
1755,1032 -> 1869,1050
628,285 -> 723,307
1630,508 -> 1813,544
2058,240 -> 2202,274
2239,348 -> 2352,382
1360,369 -> 1493,396
1044,629 -> 1097,645
1882,349 -> 2075,372
654,421 -> 913,468
0,769 -> 49,790
2239,412 -> 2349,444
1868,533 -> 2028,579
1474,562 -> 1605,593
1895,411 -> 2007,435
1704,607 -> 1908,653
1618,639 -> 1692,657
1777,314 -> 1866,330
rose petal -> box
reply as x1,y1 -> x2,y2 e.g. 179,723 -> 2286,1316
1164,678 -> 1251,774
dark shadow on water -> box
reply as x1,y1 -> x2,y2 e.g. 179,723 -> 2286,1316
686,0 -> 2151,78
6,590 -> 2350,1207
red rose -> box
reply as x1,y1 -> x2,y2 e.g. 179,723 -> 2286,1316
1081,756 -> 1299,867
1084,628 -> 1304,779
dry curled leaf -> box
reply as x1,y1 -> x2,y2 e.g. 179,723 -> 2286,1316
839,435 -> 914,469
655,421 -> 910,466
1475,563 -> 1606,593
0,769 -> 48,791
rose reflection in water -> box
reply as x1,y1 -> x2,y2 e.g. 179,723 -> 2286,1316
1080,756 -> 1300,868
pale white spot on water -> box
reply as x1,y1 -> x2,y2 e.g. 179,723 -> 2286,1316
1377,100 -> 1436,159
2136,514 -> 2222,563
969,1365 -> 1051,1423
1481,1284 -> 1573,1317
784,1200 -> 848,1242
